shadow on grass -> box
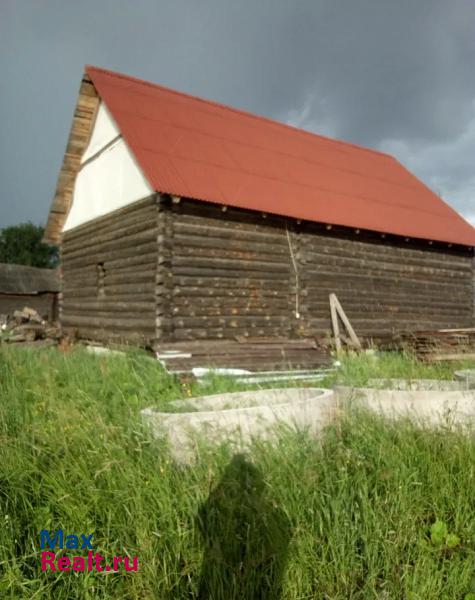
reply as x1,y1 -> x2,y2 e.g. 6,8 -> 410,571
197,454 -> 291,599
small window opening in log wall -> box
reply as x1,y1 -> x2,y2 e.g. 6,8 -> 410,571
96,262 -> 106,298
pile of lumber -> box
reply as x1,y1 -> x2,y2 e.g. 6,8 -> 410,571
155,338 -> 331,373
1,306 -> 60,345
397,328 -> 475,362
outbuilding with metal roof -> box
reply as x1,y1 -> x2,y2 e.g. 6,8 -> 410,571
44,66 -> 475,369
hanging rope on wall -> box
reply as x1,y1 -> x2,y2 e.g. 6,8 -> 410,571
286,225 -> 301,319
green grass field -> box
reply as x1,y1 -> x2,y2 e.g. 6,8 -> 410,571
0,345 -> 474,599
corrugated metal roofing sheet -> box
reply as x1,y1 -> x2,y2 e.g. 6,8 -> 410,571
86,65 -> 475,247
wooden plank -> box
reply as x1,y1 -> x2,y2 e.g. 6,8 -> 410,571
428,353 -> 475,362
331,293 -> 362,349
329,294 -> 342,353
153,338 -> 331,372
44,74 -> 100,243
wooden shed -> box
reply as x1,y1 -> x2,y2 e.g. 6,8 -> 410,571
44,66 -> 475,370
0,263 -> 59,321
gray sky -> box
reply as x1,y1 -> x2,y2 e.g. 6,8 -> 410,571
1,0 -> 474,231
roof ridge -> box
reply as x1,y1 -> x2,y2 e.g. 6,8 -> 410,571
85,65 -> 394,161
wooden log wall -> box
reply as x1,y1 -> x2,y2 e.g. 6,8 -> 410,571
166,199 -> 474,342
168,199 -> 297,342
61,196 -> 159,345
59,194 -> 473,347
298,222 -> 474,337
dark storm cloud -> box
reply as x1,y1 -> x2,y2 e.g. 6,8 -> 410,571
0,0 -> 474,228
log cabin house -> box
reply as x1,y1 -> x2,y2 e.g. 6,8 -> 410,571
44,66 -> 475,370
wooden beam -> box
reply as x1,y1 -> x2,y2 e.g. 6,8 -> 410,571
329,293 -> 362,351
43,74 -> 100,244
329,293 -> 342,353
429,353 -> 475,362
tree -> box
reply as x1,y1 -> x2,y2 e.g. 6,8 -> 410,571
0,223 -> 58,268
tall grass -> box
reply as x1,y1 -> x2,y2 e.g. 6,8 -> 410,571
0,345 -> 474,599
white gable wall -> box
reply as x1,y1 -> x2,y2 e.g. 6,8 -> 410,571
63,102 -> 153,232
81,102 -> 119,162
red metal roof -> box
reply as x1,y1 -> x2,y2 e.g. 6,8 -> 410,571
86,65 -> 475,247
